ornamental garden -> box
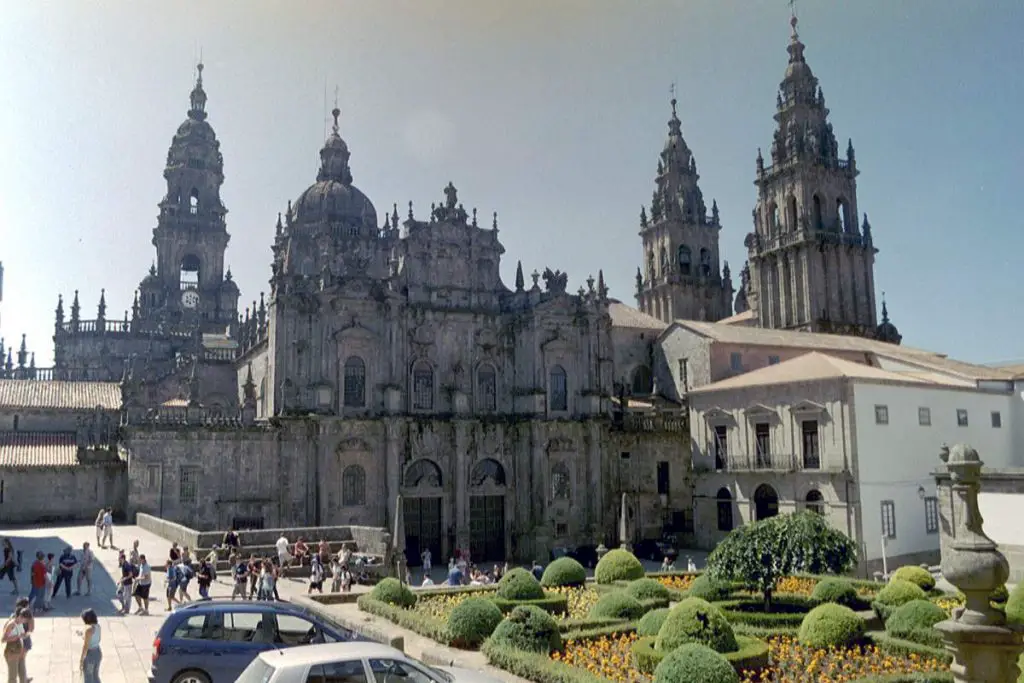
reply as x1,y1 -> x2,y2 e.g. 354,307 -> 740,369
358,511 -> 1024,683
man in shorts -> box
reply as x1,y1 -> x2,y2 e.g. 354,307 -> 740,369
133,554 -> 152,615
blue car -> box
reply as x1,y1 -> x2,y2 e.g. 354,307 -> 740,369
149,600 -> 364,683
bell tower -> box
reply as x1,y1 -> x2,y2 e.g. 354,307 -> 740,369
137,62 -> 239,332
635,97 -> 733,323
744,16 -> 878,337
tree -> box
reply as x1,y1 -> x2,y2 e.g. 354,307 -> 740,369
706,511 -> 857,610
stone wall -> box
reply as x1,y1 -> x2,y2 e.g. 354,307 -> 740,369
0,464 -> 127,523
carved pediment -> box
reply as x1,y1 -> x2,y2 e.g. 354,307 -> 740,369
792,400 -> 827,415
541,327 -> 574,351
333,316 -> 377,342
745,403 -> 777,420
411,323 -> 436,346
703,407 -> 733,424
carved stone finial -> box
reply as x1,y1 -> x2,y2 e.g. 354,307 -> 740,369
530,269 -> 540,289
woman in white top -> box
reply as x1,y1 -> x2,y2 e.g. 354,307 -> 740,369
3,607 -> 30,683
79,608 -> 102,683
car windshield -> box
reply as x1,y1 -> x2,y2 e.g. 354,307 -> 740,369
236,657 -> 275,683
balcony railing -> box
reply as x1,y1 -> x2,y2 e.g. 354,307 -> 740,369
717,452 -> 846,473
616,413 -> 689,434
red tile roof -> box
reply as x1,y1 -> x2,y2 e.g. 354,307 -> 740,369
0,380 -> 121,411
0,432 -> 80,467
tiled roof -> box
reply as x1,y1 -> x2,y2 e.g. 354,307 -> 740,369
608,301 -> 667,330
0,380 -> 121,411
0,432 -> 80,468
717,310 -> 756,326
689,351 -> 962,394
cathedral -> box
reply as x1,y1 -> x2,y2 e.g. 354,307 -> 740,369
0,16 -> 899,561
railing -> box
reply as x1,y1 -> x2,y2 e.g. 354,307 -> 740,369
0,366 -> 122,382
58,319 -> 201,339
619,413 -> 688,433
203,348 -> 237,362
720,452 -> 846,473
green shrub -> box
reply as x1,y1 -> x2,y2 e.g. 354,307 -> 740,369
488,605 -> 562,654
990,584 -> 1009,604
446,597 -> 503,648
885,600 -> 946,648
496,567 -> 546,601
1006,582 -> 1024,626
589,591 -> 646,621
891,566 -> 936,592
798,603 -> 865,650
491,592 -> 568,616
873,579 -> 927,622
687,574 -> 731,602
540,556 -> 587,588
638,608 -> 671,637
812,578 -> 860,608
714,597 -> 814,629
656,597 -> 738,654
634,635 -> 769,676
627,577 -> 672,601
594,548 -> 645,584
653,643 -> 739,683
369,577 -> 416,608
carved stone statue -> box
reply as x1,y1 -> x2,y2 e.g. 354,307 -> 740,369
541,268 -> 569,294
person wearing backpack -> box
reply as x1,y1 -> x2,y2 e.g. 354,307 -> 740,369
176,562 -> 193,603
196,560 -> 212,600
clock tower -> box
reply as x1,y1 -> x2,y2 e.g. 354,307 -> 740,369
137,63 -> 239,333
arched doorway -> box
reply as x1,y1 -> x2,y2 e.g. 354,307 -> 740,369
753,484 -> 779,521
805,489 -> 825,515
402,459 -> 443,567
716,488 -> 733,531
469,458 -> 507,562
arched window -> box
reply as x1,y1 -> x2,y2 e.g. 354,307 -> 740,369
699,248 -> 711,277
716,488 -> 733,531
551,462 -> 571,500
341,465 -> 366,506
630,365 -> 653,396
677,245 -> 692,275
837,198 -> 851,233
189,188 -> 200,215
477,364 -> 497,412
343,356 -> 366,408
787,195 -> 798,230
754,483 -> 780,521
812,195 -> 824,230
549,365 -> 568,412
179,254 -> 200,291
412,361 -> 434,410
805,489 -> 825,515
404,459 -> 442,488
471,458 -> 506,487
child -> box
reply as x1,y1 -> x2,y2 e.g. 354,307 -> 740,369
308,556 -> 324,594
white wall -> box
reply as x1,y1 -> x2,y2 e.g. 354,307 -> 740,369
978,491 -> 1024,548
853,382 -> 1014,563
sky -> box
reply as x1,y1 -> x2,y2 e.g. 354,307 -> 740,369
0,0 -> 1022,366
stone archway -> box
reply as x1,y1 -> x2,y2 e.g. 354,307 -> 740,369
402,459 -> 443,568
753,483 -> 779,521
469,458 -> 507,562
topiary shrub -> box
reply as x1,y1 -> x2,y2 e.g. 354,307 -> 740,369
873,579 -> 927,622
1007,581 -> 1024,626
446,597 -> 503,649
590,591 -> 646,620
812,578 -> 860,608
487,604 -> 562,654
628,577 -> 672,601
653,643 -> 740,683
594,548 -> 645,584
638,608 -> 671,637
369,577 -> 416,608
496,567 -> 545,601
798,603 -> 865,650
687,574 -> 731,602
886,599 -> 947,648
891,565 -> 936,592
540,556 -> 587,588
656,597 -> 738,654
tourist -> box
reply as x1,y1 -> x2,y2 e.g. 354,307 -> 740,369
308,555 -> 324,594
293,537 -> 310,566
660,556 -> 674,572
79,608 -> 102,683
258,561 -> 275,601
270,559 -> 281,600
117,551 -> 135,615
181,546 -> 192,565
421,547 -> 432,573
76,542 -> 94,596
223,527 -> 241,554
133,554 -> 152,615
231,555 -> 249,600
196,559 -> 213,600
420,573 -> 434,587
94,509 -> 106,547
686,556 -> 696,572
318,539 -> 331,566
530,560 -> 543,581
168,543 -> 180,563
164,560 -> 179,611
100,508 -> 114,549
42,555 -> 55,611
247,555 -> 260,599
275,534 -> 290,567
1,540 -> 19,596
176,560 -> 194,603
27,554 -> 46,612
11,599 -> 32,664
341,564 -> 353,592
2,607 -> 30,683
446,561 -> 463,586
330,559 -> 343,593
53,547 -> 78,599
129,540 -> 140,566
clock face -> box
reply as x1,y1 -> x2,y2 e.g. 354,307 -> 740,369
181,290 -> 200,309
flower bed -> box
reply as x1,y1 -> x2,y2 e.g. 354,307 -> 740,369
713,596 -> 816,628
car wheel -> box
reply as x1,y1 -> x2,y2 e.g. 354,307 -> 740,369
171,670 -> 212,683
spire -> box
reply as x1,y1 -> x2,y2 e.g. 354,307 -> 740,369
188,61 -> 208,122
492,211 -> 498,231
861,213 -> 872,240
70,290 -> 81,325
787,14 -> 806,67
712,199 -> 720,224
55,294 -> 64,326
316,105 -> 352,184
515,261 -> 525,292
17,335 -> 27,369
131,290 -> 139,320
635,266 -> 643,294
97,289 -> 107,321
187,359 -> 201,408
243,364 -> 257,407
881,294 -> 890,324
640,205 -> 648,229
391,203 -> 399,230
597,270 -> 608,299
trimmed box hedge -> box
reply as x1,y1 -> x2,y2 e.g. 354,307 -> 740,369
631,634 -> 770,675
713,596 -> 815,628
491,592 -> 569,615
867,631 -> 953,666
357,593 -> 452,645
481,639 -> 606,683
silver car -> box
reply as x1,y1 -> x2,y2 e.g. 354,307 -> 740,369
235,641 -> 504,683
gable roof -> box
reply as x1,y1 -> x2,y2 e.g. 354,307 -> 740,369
688,351 -> 962,394
0,380 -> 121,411
716,310 -> 756,326
608,301 -> 667,331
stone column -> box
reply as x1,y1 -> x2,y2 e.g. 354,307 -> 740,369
934,444 -> 1024,683
454,422 -> 470,553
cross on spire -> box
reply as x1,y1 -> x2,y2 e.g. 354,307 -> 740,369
669,82 -> 677,117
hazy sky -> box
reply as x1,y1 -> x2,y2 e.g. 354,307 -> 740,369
1,1 -> 1021,366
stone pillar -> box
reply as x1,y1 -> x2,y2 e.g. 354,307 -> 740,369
934,444 -> 1024,683
454,422 -> 470,553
